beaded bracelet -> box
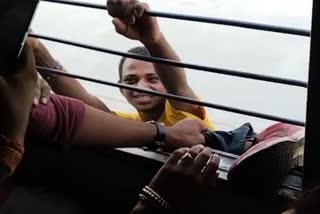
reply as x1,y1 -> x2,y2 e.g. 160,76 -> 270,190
139,185 -> 170,209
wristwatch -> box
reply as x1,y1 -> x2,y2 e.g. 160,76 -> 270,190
147,121 -> 166,150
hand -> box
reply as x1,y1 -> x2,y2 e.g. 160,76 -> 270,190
27,36 -> 40,52
166,118 -> 208,148
27,37 -> 51,66
0,43 -> 38,141
147,145 -> 220,213
33,75 -> 51,106
107,0 -> 162,44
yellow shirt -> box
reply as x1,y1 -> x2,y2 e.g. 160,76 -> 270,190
115,101 -> 215,130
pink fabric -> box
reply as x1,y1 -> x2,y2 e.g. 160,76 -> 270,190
257,122 -> 303,141
230,123 -> 304,169
26,94 -> 85,145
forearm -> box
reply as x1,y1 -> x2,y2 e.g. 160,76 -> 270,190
143,34 -> 190,95
34,45 -> 111,113
47,73 -> 111,113
73,105 -> 158,147
143,34 -> 198,111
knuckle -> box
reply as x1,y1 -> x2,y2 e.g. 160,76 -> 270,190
173,147 -> 188,156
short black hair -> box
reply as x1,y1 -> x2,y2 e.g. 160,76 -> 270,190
118,46 -> 151,82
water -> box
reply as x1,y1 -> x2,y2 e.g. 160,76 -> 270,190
31,0 -> 312,131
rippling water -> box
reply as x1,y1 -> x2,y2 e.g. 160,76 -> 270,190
32,0 -> 312,131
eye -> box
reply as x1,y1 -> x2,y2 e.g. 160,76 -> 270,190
148,76 -> 159,83
123,78 -> 137,85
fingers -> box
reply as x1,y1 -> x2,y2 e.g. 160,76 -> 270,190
177,152 -> 194,167
202,154 -> 220,185
33,77 -> 41,106
193,148 -> 212,172
112,18 -> 128,35
107,0 -> 148,22
131,2 -> 148,17
40,79 -> 51,104
166,147 -> 189,166
189,144 -> 204,159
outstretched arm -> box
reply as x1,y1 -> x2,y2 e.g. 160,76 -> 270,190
107,0 -> 200,114
28,37 -> 112,113
73,104 -> 207,148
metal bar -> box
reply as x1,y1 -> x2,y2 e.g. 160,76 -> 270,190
303,0 -> 320,187
29,33 -> 308,88
37,66 -> 305,126
41,0 -> 310,37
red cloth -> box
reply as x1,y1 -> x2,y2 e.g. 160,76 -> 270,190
26,94 -> 85,145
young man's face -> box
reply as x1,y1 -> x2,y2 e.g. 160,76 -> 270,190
120,58 -> 166,112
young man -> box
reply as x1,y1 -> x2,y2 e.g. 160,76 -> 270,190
0,43 -> 220,214
30,0 -> 215,130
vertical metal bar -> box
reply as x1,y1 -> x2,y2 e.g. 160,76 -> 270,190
303,1 -> 320,187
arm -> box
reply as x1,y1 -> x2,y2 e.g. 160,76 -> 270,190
28,37 -> 112,113
73,104 -> 207,148
28,94 -> 206,148
143,35 -> 198,113
0,43 -> 38,182
107,0 -> 199,113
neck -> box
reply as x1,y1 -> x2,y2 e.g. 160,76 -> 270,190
138,104 -> 165,122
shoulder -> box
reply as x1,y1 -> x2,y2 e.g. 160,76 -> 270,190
114,111 -> 141,121
164,101 -> 215,130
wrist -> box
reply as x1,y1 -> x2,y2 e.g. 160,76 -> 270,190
133,186 -> 170,214
165,127 -> 177,149
142,32 -> 164,46
0,125 -> 26,143
0,134 -> 25,175
146,121 -> 166,150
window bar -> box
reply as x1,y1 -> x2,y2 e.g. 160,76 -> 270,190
37,66 -> 305,127
29,33 -> 308,88
41,0 -> 310,37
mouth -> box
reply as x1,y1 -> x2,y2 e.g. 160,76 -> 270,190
133,94 -> 153,102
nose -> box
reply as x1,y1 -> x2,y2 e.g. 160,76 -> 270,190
136,79 -> 150,88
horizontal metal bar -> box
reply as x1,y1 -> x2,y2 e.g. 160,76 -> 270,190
42,0 -> 105,10
145,11 -> 310,37
37,66 -> 305,126
29,33 -> 308,88
41,0 -> 310,37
